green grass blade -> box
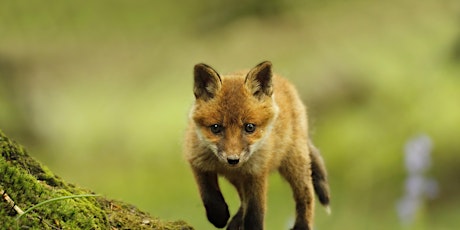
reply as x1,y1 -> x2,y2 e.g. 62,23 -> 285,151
16,194 -> 101,220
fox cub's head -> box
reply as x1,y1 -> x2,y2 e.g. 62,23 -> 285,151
191,61 -> 279,167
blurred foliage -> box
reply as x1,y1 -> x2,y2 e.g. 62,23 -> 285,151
1,0 -> 460,229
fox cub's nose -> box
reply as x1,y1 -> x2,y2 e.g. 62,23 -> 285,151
227,158 -> 239,165
227,156 -> 240,165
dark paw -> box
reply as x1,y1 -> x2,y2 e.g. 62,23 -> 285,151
226,209 -> 243,230
243,205 -> 264,230
205,201 -> 230,228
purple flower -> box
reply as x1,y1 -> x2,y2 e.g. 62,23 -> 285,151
404,134 -> 432,174
397,134 -> 438,225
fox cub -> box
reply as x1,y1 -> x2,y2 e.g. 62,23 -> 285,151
185,61 -> 330,230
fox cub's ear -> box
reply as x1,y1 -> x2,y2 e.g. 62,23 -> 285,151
194,63 -> 222,101
245,61 -> 273,99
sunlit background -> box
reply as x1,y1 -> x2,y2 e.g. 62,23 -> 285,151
1,0 -> 460,229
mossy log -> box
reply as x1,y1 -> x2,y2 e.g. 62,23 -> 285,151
0,130 -> 193,229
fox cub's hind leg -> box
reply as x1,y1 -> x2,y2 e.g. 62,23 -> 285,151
226,175 -> 267,230
226,178 -> 244,230
279,148 -> 315,230
192,169 -> 230,228
227,206 -> 243,230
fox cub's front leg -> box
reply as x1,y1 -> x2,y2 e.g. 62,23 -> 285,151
192,169 -> 230,228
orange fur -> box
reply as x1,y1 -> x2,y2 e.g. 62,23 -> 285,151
185,61 -> 330,230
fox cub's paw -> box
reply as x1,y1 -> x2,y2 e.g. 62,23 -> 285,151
226,208 -> 243,230
205,200 -> 230,228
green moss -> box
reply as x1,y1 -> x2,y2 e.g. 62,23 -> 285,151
0,130 -> 193,229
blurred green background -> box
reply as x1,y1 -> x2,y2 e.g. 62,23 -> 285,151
1,0 -> 460,229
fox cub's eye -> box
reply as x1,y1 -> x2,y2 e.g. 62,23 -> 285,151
209,124 -> 223,134
244,123 -> 256,133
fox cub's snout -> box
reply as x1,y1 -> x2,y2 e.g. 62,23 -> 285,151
185,61 -> 330,230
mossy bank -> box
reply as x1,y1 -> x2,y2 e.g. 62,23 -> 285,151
0,130 -> 193,229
